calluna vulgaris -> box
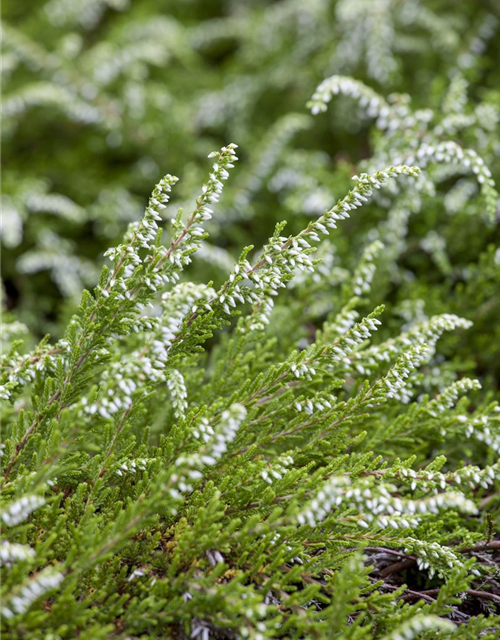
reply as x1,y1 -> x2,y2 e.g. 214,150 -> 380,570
1,1 -> 500,639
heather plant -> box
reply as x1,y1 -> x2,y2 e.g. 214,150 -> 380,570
1,143 -> 500,637
1,1 -> 500,639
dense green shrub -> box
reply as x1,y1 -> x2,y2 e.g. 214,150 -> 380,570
1,1 -> 499,639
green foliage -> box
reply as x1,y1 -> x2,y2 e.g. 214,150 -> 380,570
1,1 -> 500,639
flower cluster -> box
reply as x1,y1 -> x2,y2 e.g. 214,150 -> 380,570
355,314 -> 473,373
297,476 -> 350,527
460,413 -> 500,454
378,344 -> 429,403
402,141 -> 497,220
116,459 -> 149,476
349,240 -> 384,297
191,404 -> 247,463
100,143 -> 238,319
260,455 -> 294,486
1,495 -> 45,527
166,370 -> 188,420
1,568 -> 64,619
308,75 -> 389,120
403,538 -> 464,579
171,404 -> 247,498
396,463 -> 499,493
298,475 -> 477,532
0,541 -> 35,566
85,283 -> 214,421
309,74 -> 499,221
3,83 -> 105,128
426,378 -> 482,417
0,347 -> 45,402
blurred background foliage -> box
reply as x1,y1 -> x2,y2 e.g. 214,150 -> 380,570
2,0 -> 500,382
